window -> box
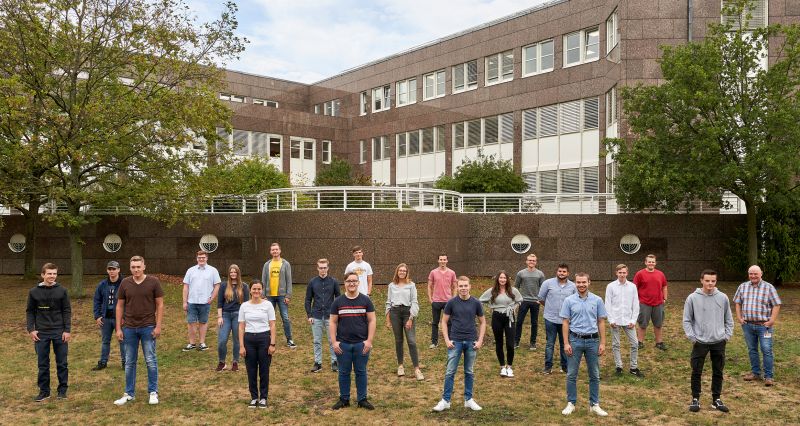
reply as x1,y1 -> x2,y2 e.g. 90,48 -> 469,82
453,122 -> 465,148
253,98 -> 278,108
269,136 -> 281,158
409,131 -> 420,155
484,116 -> 498,145
606,86 -> 617,126
486,50 -> 514,84
321,140 -> 331,164
422,128 -> 434,153
522,109 -> 537,140
423,70 -> 445,100
560,168 -> 580,193
539,170 -> 557,193
372,136 -> 390,160
323,100 -> 340,116
467,120 -> 481,147
252,132 -> 268,156
372,85 -> 390,112
452,60 -> 478,93
290,139 -> 302,159
583,98 -> 599,130
304,141 -> 314,160
583,167 -> 599,193
397,133 -> 407,157
219,93 -> 244,103
232,130 -> 249,155
396,78 -> 417,107
359,140 -> 366,163
585,27 -> 600,61
539,105 -> 558,137
560,101 -> 580,134
359,91 -> 368,116
288,138 -> 314,160
499,113 -> 513,144
722,0 -> 766,29
314,104 -> 321,114
606,11 -> 618,54
523,40 -> 554,76
435,125 -> 446,152
564,27 -> 600,67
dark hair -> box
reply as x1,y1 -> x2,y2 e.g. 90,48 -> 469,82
250,279 -> 264,291
490,270 -> 513,304
575,272 -> 591,281
351,245 -> 363,253
700,269 -> 717,279
41,263 -> 58,274
557,263 -> 569,271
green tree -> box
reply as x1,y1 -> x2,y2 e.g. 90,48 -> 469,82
605,0 -> 800,266
435,153 -> 526,193
203,158 -> 290,194
314,156 -> 371,186
0,0 -> 246,296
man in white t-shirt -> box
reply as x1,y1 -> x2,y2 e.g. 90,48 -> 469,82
344,246 -> 373,297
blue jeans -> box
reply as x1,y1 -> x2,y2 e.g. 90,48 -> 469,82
123,326 -> 158,397
311,318 -> 335,365
442,340 -> 477,402
267,296 -> 293,341
742,323 -> 774,379
187,303 -> 210,323
217,311 -> 240,363
336,341 -> 370,402
100,317 -> 126,365
566,335 -> 600,405
544,319 -> 567,371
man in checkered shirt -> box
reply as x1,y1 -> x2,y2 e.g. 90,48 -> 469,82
733,265 -> 782,387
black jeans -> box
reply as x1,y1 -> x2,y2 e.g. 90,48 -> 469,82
389,305 -> 419,366
491,311 -> 515,366
690,340 -> 726,400
244,332 -> 272,400
431,302 -> 447,345
515,301 -> 540,346
35,333 -> 69,394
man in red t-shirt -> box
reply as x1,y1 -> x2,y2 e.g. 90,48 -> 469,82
427,254 -> 457,349
632,254 -> 668,351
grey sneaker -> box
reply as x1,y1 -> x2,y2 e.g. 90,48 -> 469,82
182,343 -> 196,352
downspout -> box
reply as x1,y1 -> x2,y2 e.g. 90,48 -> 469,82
687,0 -> 694,41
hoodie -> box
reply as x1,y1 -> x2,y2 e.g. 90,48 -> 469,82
26,282 -> 72,334
682,288 -> 733,344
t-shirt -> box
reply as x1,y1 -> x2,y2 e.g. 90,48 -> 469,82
633,269 -> 668,307
183,264 -> 221,304
444,296 -> 484,341
269,259 -> 283,297
238,300 -> 276,333
330,293 -> 375,343
345,261 -> 373,295
428,268 -> 457,303
106,282 -> 120,317
118,275 -> 164,328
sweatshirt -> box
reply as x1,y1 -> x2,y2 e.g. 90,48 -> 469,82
682,288 -> 734,344
26,282 -> 72,334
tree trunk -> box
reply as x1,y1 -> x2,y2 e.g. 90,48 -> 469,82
22,198 -> 41,279
745,199 -> 758,267
68,225 -> 84,298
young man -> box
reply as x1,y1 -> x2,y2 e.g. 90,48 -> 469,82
734,265 -> 782,386
345,246 -> 373,297
427,253 -> 457,348
514,253 -> 545,350
305,258 -> 341,373
92,261 -> 126,370
261,242 -> 296,348
182,250 -> 221,351
537,264 -> 576,374
330,272 -> 376,410
26,263 -> 72,402
633,254 -> 668,350
605,264 -> 642,377
432,276 -> 486,412
683,269 -> 733,413
114,256 -> 165,406
560,273 -> 608,417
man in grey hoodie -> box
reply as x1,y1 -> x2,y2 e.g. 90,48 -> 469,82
682,269 -> 733,414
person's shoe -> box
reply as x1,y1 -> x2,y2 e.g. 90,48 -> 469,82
765,378 -> 774,386
182,343 -> 196,352
148,392 -> 159,405
559,368 -> 566,373
711,399 -> 729,413
216,362 -> 227,372
743,372 -> 761,381
514,343 -> 520,349
529,344 -> 537,351
464,398 -> 482,411
638,342 -> 644,350
114,393 -> 134,406
259,398 -> 267,409
688,398 -> 700,412
231,362 -> 239,372
198,343 -> 209,351
615,367 -> 623,376
428,343 -> 438,349
432,399 -> 451,412
630,368 -> 645,377
500,366 -> 508,377
248,399 -> 258,408
506,366 -> 514,378
34,392 -> 50,402
332,398 -> 350,410
92,362 -> 107,371
311,363 -> 322,373
357,399 -> 375,410
655,342 -> 667,351
331,361 -> 338,372
397,365 -> 405,376
590,404 -> 608,416
287,340 -> 297,349
562,402 -> 575,415
415,369 -> 425,381
57,390 -> 67,400
542,368 -> 552,375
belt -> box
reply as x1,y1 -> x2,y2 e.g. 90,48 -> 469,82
745,321 -> 766,325
570,331 -> 599,339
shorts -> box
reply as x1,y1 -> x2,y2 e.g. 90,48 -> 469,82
187,303 -> 211,323
637,303 -> 664,329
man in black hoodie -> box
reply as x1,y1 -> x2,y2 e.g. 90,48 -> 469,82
26,263 -> 72,402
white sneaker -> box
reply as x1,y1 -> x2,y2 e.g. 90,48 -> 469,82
590,404 -> 608,416
500,366 -> 508,377
148,392 -> 159,405
114,393 -> 134,406
432,399 -> 451,412
464,398 -> 482,411
562,402 -> 575,415
506,366 -> 514,377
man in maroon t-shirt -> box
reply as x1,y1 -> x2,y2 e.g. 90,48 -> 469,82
632,254 -> 668,351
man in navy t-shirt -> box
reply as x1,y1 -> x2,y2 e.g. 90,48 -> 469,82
329,272 -> 376,410
433,276 -> 486,412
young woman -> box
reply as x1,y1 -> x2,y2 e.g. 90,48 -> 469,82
238,280 -> 276,408
385,263 -> 423,380
479,271 -> 522,378
216,264 -> 249,372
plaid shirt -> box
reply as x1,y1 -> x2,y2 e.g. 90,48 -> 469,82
733,280 -> 781,323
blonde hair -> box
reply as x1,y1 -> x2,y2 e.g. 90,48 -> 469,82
392,263 -> 411,284
224,264 -> 245,304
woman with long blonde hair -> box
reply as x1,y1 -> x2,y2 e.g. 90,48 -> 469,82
385,263 -> 423,380
216,264 -> 249,372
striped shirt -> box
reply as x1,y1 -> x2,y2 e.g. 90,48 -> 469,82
331,293 -> 375,343
733,280 -> 781,323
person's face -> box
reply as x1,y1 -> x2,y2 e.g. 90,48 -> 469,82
344,274 -> 360,293
251,284 -> 263,298
229,268 -> 238,279
270,245 -> 281,258
317,263 -> 329,278
526,256 -> 537,269
107,267 -> 120,281
556,268 -> 569,281
748,267 -> 762,284
397,266 -> 408,279
616,268 -> 628,282
438,256 -> 448,268
197,254 -> 208,266
353,250 -> 363,261
645,258 -> 656,271
498,273 -> 508,286
41,269 -> 57,285
701,274 -> 717,294
575,276 -> 590,294
130,260 -> 145,277
457,280 -> 471,298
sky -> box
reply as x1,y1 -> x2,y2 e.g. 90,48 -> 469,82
188,0 -> 551,83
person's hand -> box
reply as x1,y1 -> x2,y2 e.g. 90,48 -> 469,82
268,344 -> 276,355
598,343 -> 605,356
307,318 -> 314,324
207,297 -> 212,304
284,297 -> 290,305
62,332 -> 72,343
385,315 -> 392,330
152,326 -> 161,339
405,319 -> 413,330
116,329 -> 124,341
428,296 -> 433,303
333,341 -> 343,355
565,343 -> 573,356
29,330 -> 40,342
183,302 -> 188,311
610,323 -> 618,329
96,317 -> 104,327
445,339 -> 455,349
474,339 -> 483,350
627,323 -> 635,329
240,347 -> 246,358
217,317 -> 223,328
362,340 -> 373,354
737,317 -> 745,325
764,320 -> 775,327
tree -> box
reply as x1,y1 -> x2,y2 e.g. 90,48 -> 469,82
435,153 -> 526,193
314,156 -> 371,186
202,158 -> 290,194
0,0 -> 246,296
605,0 -> 800,266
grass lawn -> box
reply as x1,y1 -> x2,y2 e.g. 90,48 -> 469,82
1,274 -> 798,425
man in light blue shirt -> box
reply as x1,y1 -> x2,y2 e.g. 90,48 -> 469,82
537,263 -> 576,374
182,250 -> 221,352
559,272 -> 608,417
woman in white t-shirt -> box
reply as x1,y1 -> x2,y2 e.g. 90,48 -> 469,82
238,280 -> 276,408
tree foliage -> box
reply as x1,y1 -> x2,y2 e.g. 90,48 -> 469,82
314,156 -> 371,186
435,153 -> 526,193
202,158 -> 290,195
605,0 -> 800,266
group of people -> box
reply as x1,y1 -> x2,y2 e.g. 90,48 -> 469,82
25,248 -> 783,416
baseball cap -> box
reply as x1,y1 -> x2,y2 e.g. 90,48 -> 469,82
107,261 -> 120,269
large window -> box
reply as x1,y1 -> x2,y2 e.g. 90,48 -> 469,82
452,60 -> 478,93
372,85 -> 391,112
396,78 -> 417,107
523,40 -> 554,76
217,128 -> 282,158
564,27 -> 600,67
372,136 -> 390,161
486,50 -> 514,85
423,70 -> 446,100
522,97 -> 600,137
323,100 -> 340,116
398,127 -> 446,157
606,11 -> 618,54
290,138 -> 315,160
453,114 -> 513,148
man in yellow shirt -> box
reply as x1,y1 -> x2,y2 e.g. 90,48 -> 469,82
261,242 -> 296,348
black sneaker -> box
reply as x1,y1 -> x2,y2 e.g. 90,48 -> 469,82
287,340 -> 297,349
92,362 -> 107,371
182,343 -> 196,352
34,392 -> 50,402
615,367 -> 623,376
630,368 -> 645,377
198,343 -> 209,351
311,363 -> 322,373
655,342 -> 667,351
248,399 -> 258,408
57,391 -> 67,400
638,342 -> 644,350
542,368 -> 552,375
332,398 -> 350,410
331,361 -> 338,372
711,399 -> 729,413
688,398 -> 700,412
357,399 -> 375,410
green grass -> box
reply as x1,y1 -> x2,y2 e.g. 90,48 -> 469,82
1,275 -> 798,425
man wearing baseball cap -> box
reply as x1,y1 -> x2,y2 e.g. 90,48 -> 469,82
92,261 -> 126,371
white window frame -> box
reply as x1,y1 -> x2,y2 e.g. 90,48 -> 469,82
563,27 -> 600,68
606,11 -> 618,55
220,93 -> 244,103
372,136 -> 390,161
359,91 -> 368,116
314,104 -> 321,114
396,78 -> 417,107
321,140 -> 331,164
452,60 -> 478,93
606,86 -> 618,126
522,39 -> 554,77
372,85 -> 391,113
359,140 -> 367,164
485,50 -> 514,85
253,98 -> 278,108
423,70 -> 446,100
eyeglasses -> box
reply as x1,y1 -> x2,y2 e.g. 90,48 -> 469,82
344,279 -> 359,283
318,267 -> 329,270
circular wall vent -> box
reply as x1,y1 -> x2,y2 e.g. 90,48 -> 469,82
8,234 -> 26,253
511,234 -> 531,254
103,234 -> 122,253
199,234 -> 219,253
620,234 -> 641,255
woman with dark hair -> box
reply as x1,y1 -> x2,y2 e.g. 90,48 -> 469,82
479,271 -> 522,378
238,280 -> 276,408
385,263 -> 424,380
216,264 -> 249,372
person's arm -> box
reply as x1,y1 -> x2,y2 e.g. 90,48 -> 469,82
363,311 -> 377,354
597,317 -> 606,356
209,282 -> 221,304
182,283 -> 189,311
450,276 -> 457,298
93,283 -> 104,325
116,293 -> 125,341
268,319 -> 277,355
284,261 -> 292,302
475,314 -> 486,349
662,285 -> 668,302
239,317 -> 247,358
682,297 -> 696,342
329,314 -> 342,354
538,283 -> 548,306
441,313 -> 452,348
61,290 -> 72,342
305,281 -> 314,323
605,285 -> 615,327
153,297 -> 164,338
261,262 -> 269,287
367,274 -> 373,296
630,288 -> 640,329
26,290 -> 39,342
765,305 -> 781,327
562,319 -> 572,355
478,288 -> 492,304
427,272 -> 434,304
735,302 -> 745,325
724,299 -> 734,341
514,272 -> 522,289
410,286 -> 420,320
